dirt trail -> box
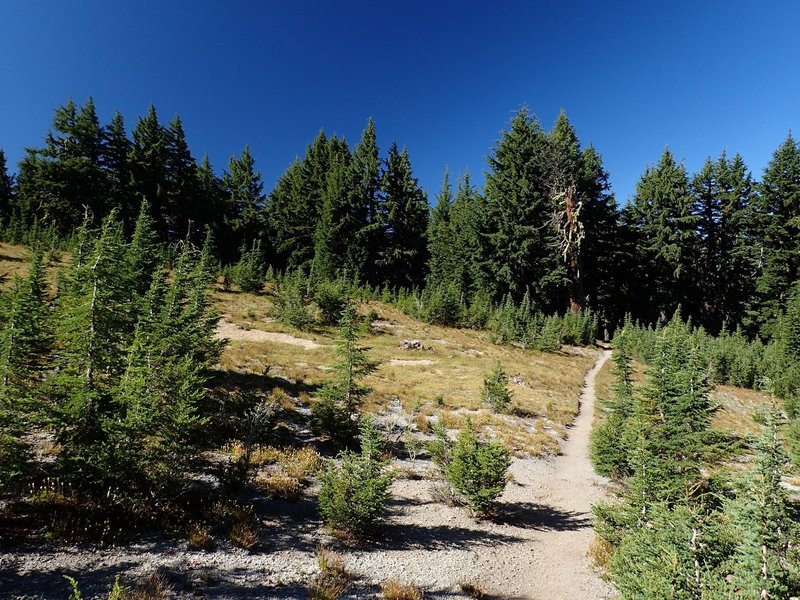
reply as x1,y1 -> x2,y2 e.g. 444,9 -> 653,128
480,349 -> 614,599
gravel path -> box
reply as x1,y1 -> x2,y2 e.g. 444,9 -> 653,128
0,351 -> 615,599
479,348 -> 615,599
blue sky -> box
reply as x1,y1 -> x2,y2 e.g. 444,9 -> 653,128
1,1 -> 799,204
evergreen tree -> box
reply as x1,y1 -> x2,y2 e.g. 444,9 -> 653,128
350,119 -> 384,286
125,200 -> 161,298
751,134 -> 800,337
164,115 -> 202,242
311,305 -> 378,444
426,169 -> 454,288
480,108 -> 561,307
0,149 -> 14,227
101,111 -> 135,233
222,145 -> 265,251
591,335 -> 635,479
129,105 -> 170,241
196,155 -> 229,259
624,149 -> 698,324
378,142 -> 429,288
311,146 -> 362,281
725,407 -> 800,598
691,153 -> 755,334
449,173 -> 485,295
17,98 -> 106,232
0,251 -> 51,402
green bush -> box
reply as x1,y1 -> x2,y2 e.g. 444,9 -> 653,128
481,361 -> 512,412
315,279 -> 350,326
275,274 -> 313,330
230,241 -> 265,293
318,418 -> 394,536
446,418 -> 511,514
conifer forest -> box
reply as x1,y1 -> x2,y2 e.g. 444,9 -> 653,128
0,99 -> 799,599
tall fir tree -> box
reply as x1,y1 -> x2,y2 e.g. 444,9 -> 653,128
0,149 -> 14,227
129,105 -> 170,241
480,108 -> 561,308
378,143 -> 429,288
751,134 -> 800,337
426,169 -> 454,288
222,145 -> 266,253
17,98 -> 106,232
624,149 -> 698,324
350,119 -> 384,286
101,111 -> 135,233
691,152 -> 755,334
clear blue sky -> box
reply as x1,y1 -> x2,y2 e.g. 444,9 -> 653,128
1,1 -> 799,203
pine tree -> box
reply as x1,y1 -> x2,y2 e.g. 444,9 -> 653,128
350,119 -> 384,286
481,361 -> 512,412
591,334 -> 635,479
751,134 -> 800,337
164,115 -> 201,242
101,112 -> 135,233
449,173 -> 484,295
311,147 -> 361,281
129,105 -> 170,241
223,145 -> 265,251
16,98 -> 107,233
691,153 -> 755,334
480,108 -> 561,307
725,407 -> 800,598
311,305 -> 378,444
624,149 -> 698,324
0,149 -> 14,227
378,143 -> 429,288
426,169 -> 454,288
126,200 -> 161,299
0,250 -> 51,402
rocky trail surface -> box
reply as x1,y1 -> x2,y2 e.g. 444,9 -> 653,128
1,351 -> 615,599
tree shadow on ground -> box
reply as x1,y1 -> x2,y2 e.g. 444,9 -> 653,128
0,559 -> 139,599
359,522 -> 522,552
489,501 -> 591,531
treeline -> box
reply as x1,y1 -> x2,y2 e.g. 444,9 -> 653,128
590,323 -> 800,598
1,98 -> 800,339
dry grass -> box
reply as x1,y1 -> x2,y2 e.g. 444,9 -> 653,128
588,535 -> 615,572
228,505 -> 259,551
120,573 -> 172,600
185,522 -> 214,550
309,546 -> 353,600
712,385 -> 772,437
255,473 -> 302,500
212,290 -> 598,456
381,579 -> 423,600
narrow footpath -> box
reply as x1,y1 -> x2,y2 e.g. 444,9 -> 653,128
481,349 -> 615,599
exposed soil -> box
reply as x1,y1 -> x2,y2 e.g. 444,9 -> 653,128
0,352 -> 614,599
215,320 -> 323,349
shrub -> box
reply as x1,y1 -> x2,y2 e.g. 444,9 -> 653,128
426,418 -> 453,467
481,361 -> 512,412
446,418 -> 511,514
315,279 -> 350,326
318,419 -> 394,536
274,274 -> 313,330
230,240 -> 265,293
